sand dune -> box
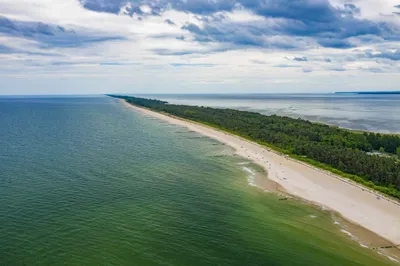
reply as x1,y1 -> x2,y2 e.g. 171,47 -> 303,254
121,100 -> 400,246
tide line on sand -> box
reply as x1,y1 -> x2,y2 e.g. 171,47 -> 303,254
121,100 -> 400,248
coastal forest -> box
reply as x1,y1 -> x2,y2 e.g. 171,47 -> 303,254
111,95 -> 400,199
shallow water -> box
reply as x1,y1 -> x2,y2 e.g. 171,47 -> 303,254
0,96 -> 397,265
141,94 -> 400,134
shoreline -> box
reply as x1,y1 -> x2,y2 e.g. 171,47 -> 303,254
120,100 -> 400,249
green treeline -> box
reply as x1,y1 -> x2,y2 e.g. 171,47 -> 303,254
110,95 -> 400,199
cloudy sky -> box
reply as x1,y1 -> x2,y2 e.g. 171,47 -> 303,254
0,0 -> 399,95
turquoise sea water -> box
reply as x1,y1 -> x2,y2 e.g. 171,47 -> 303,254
0,96 -> 397,265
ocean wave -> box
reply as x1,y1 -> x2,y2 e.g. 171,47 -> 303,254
388,256 -> 399,262
340,229 -> 355,238
242,166 -> 257,187
378,252 -> 400,263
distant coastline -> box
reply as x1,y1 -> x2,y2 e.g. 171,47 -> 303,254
116,96 -> 400,249
336,91 -> 400,95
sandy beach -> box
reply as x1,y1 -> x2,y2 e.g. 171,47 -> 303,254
121,100 -> 400,248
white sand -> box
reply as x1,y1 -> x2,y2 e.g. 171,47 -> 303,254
122,100 -> 400,245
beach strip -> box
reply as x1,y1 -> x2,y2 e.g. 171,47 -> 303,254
121,100 -> 400,246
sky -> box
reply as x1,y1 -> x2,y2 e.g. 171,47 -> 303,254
0,0 -> 399,95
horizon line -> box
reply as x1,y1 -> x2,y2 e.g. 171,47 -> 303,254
1,90 -> 399,97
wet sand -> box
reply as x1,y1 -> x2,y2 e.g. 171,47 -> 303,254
121,100 -> 400,259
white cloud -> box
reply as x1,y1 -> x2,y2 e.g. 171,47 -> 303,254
0,0 -> 399,94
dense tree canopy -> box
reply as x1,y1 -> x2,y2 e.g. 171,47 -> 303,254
110,95 -> 400,199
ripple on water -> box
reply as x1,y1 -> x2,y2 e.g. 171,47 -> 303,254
0,97 -> 398,266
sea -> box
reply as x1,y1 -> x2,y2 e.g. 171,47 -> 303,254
139,93 -> 400,134
0,96 -> 398,265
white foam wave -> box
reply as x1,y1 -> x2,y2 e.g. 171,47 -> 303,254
331,215 -> 341,225
339,230 -> 375,254
242,166 -> 256,175
377,252 -> 400,263
242,166 -> 256,187
340,229 -> 355,238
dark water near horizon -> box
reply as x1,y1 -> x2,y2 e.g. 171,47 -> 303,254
0,96 -> 397,265
138,94 -> 400,134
